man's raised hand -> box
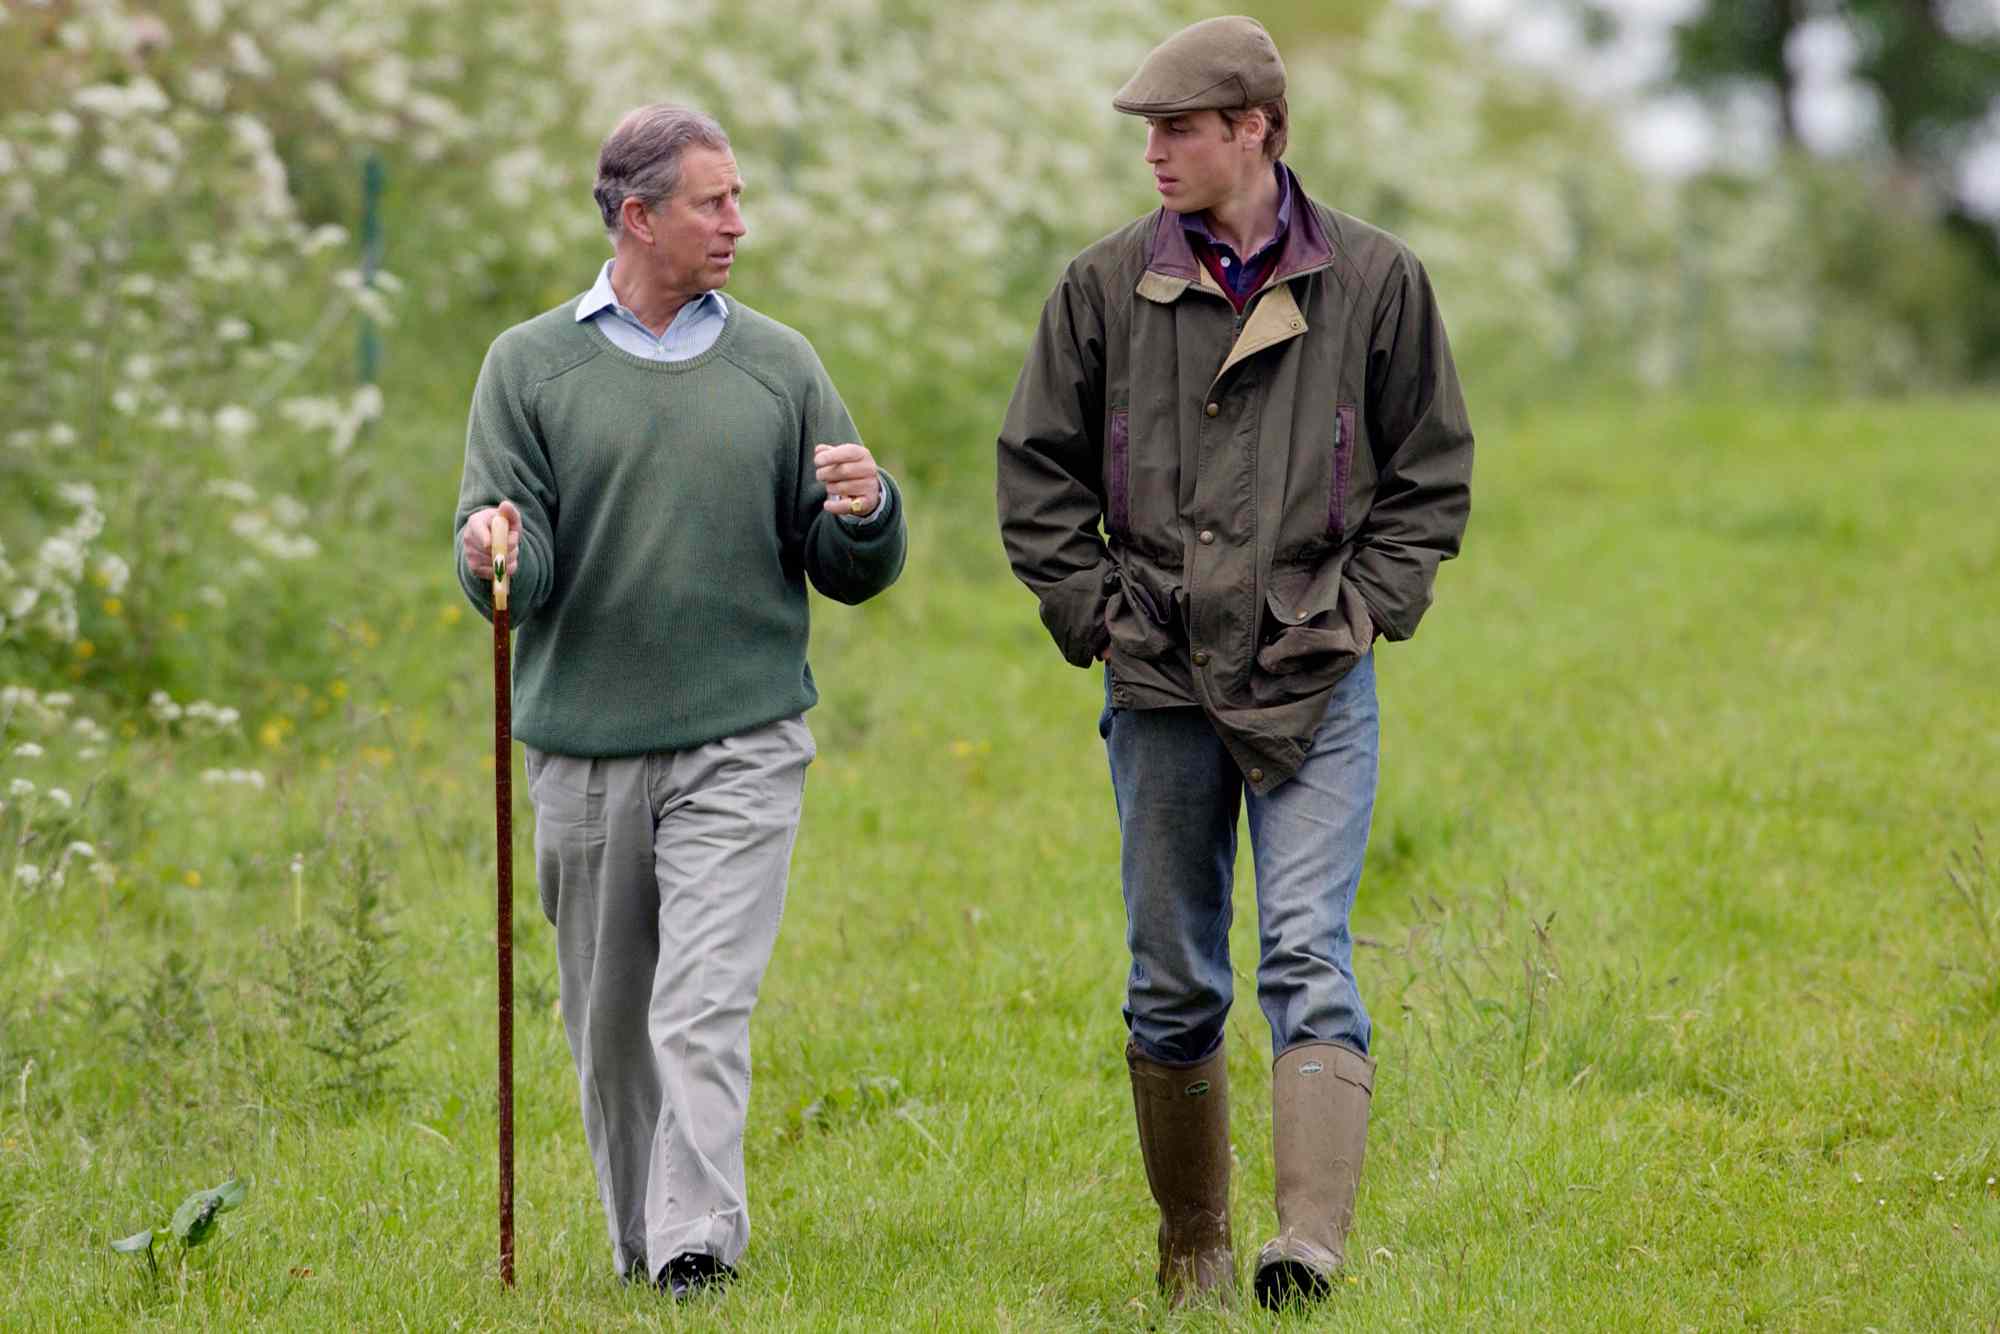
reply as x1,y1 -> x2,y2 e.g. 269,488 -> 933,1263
814,443 -> 881,518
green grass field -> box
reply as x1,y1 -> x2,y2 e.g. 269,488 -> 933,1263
2,395 -> 1996,1330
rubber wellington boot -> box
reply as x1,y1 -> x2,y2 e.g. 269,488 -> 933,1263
1253,1041 -> 1374,1309
1126,1040 -> 1234,1306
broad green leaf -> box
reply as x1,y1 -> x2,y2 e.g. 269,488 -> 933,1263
171,1191 -> 223,1248
110,1230 -> 154,1255
213,1178 -> 248,1214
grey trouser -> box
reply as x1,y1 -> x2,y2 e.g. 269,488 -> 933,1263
525,715 -> 814,1279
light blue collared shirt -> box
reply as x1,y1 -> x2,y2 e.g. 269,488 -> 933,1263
575,259 -> 729,360
573,260 -> 893,528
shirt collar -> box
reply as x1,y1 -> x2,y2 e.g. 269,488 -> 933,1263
574,259 -> 724,328
1182,163 -> 1293,260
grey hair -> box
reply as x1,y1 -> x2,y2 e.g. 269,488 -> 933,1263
592,104 -> 731,235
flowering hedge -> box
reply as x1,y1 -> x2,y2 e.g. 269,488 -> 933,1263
0,0 -> 1981,893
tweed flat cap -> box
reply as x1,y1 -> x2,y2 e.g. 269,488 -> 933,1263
1112,16 -> 1286,117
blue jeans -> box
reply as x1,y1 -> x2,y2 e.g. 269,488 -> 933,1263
1102,654 -> 1378,1066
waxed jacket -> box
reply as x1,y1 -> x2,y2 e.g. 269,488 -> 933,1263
996,169 -> 1473,792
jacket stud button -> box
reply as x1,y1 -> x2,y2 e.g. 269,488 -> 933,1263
1204,402 -> 1219,417
1198,529 -> 1214,545
1249,768 -> 1265,783
1192,649 -> 1209,666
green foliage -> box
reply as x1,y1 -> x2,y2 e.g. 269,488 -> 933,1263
109,1178 -> 247,1282
272,838 -> 408,1111
1670,0 -> 2000,157
108,1229 -> 155,1255
129,949 -> 208,1060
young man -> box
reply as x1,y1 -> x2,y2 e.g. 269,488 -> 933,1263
995,17 -> 1473,1310
455,104 -> 906,1297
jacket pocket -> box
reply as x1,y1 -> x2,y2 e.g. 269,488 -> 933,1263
1105,561 -> 1176,661
1328,402 -> 1356,540
1255,564 -> 1371,704
1107,407 -> 1131,540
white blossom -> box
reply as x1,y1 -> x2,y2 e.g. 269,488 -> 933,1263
207,478 -> 258,504
184,700 -> 242,731
200,768 -> 267,789
228,32 -> 272,80
214,404 -> 257,442
94,554 -> 129,595
302,224 -> 349,255
72,79 -> 167,120
186,66 -> 228,110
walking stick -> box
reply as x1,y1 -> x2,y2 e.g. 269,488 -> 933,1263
489,512 -> 516,1288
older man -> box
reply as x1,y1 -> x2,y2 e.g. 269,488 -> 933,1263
997,17 -> 1473,1310
454,104 -> 906,1297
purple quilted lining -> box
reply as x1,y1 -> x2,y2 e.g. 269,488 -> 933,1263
1330,403 -> 1356,538
1109,408 -> 1131,538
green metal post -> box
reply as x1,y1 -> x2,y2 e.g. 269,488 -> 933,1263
359,152 -> 385,387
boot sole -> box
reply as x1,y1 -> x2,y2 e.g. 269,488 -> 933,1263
1253,1257 -> 1334,1309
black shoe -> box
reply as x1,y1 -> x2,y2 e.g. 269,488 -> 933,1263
655,1251 -> 735,1300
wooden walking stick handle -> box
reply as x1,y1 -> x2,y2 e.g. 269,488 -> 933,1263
488,511 -> 510,612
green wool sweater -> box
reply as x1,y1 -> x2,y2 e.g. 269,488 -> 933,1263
453,298 -> 906,756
